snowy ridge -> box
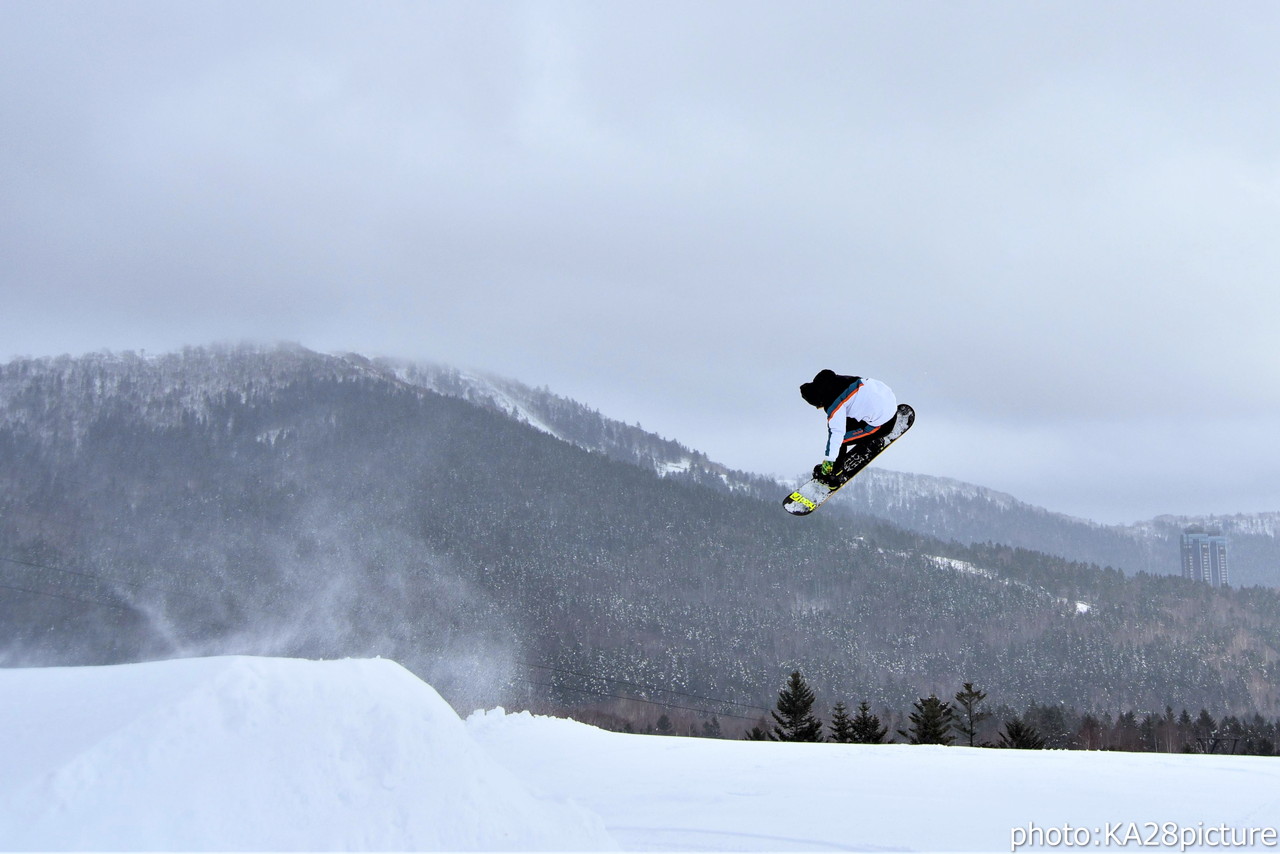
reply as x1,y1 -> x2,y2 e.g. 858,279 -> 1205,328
385,361 -> 571,442
0,343 -> 758,495
846,468 -> 1104,528
0,344 -> 395,447
0,346 -> 582,458
836,468 -> 1280,586
1135,512 -> 1280,539
382,356 -> 765,494
857,469 -> 1024,509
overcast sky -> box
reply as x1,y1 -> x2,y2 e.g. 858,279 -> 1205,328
3,1 -> 1278,523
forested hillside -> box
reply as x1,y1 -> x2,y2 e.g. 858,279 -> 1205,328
837,472 -> 1280,589
2,346 -> 1277,719
369,357 -> 1280,589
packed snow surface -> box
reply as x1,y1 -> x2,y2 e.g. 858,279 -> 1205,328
0,656 -> 611,851
468,708 -> 1280,852
3,656 -> 1280,852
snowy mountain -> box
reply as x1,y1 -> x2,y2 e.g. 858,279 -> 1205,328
367,354 -> 1280,588
2,655 -> 1278,852
12,343 -> 1269,588
381,358 -> 780,497
837,472 -> 1280,589
0,344 -> 771,495
3,344 -> 1280,723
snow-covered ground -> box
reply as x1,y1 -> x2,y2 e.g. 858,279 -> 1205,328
2,656 -> 1278,852
0,657 -> 611,851
469,708 -> 1280,852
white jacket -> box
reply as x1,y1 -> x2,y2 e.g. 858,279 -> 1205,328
823,377 -> 897,461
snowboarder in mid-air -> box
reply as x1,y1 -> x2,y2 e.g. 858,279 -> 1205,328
784,369 -> 915,516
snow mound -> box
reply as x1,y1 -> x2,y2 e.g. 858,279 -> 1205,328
0,656 -> 614,851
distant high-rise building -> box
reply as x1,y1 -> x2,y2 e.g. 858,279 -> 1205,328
1181,530 -> 1228,587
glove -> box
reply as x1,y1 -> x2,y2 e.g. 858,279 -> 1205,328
812,460 -> 835,480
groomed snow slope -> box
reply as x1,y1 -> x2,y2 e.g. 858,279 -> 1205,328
467,709 -> 1280,851
0,657 -> 613,851
3,656 -> 1279,852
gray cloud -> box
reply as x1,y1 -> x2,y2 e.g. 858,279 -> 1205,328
4,1 -> 1279,522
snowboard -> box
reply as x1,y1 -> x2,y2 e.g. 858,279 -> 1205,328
783,404 -> 915,516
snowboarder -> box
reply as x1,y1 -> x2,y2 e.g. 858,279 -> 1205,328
799,370 -> 899,488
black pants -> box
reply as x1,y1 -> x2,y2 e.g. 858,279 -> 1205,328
834,414 -> 896,472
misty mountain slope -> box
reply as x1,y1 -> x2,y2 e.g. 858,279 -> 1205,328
833,472 -> 1147,567
2,345 -> 1279,718
379,358 -> 780,498
835,471 -> 1280,589
367,356 -> 1280,589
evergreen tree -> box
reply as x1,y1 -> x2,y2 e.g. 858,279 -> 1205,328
771,671 -> 824,742
849,701 -> 889,744
1157,706 -> 1179,753
1244,713 -> 1276,756
655,713 -> 674,735
1101,711 -> 1115,750
701,716 -> 722,739
1023,702 -> 1076,749
1193,709 -> 1217,740
1112,710 -> 1141,751
744,722 -> 770,741
1139,714 -> 1158,751
1178,709 -> 1194,751
997,718 -> 1047,749
1193,709 -> 1231,753
1077,713 -> 1103,750
828,702 -> 856,743
898,695 -> 956,745
953,682 -> 992,747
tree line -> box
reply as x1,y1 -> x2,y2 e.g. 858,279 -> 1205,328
726,671 -> 1278,755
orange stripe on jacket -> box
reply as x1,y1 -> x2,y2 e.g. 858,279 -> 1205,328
826,384 -> 862,421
